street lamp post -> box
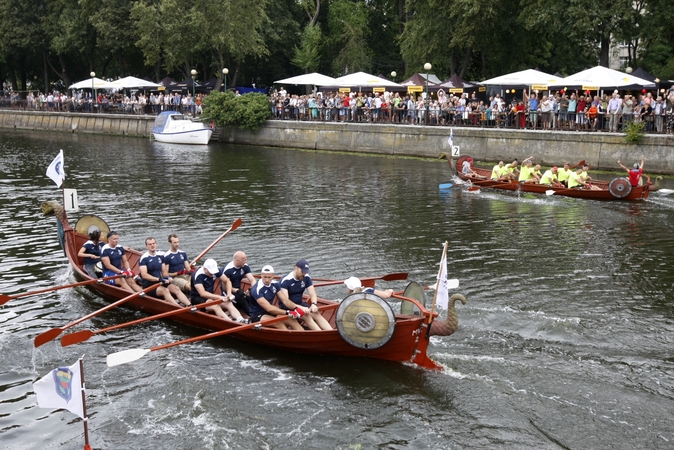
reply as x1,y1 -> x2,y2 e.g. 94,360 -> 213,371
391,71 -> 396,82
424,63 -> 431,125
222,68 -> 229,92
90,71 -> 95,113
190,69 -> 197,116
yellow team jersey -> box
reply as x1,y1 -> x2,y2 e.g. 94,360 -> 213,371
518,165 -> 532,182
539,170 -> 556,185
557,168 -> 571,182
568,172 -> 583,188
491,165 -> 502,179
580,170 -> 589,181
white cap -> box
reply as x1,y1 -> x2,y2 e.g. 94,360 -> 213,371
344,276 -> 362,291
203,259 -> 218,274
261,265 -> 274,274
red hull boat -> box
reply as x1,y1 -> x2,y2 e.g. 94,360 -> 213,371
451,156 -> 652,201
42,201 -> 464,370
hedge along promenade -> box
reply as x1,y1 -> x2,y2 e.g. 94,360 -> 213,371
2,110 -> 673,174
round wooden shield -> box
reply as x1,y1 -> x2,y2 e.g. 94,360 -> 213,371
608,177 -> 632,199
75,215 -> 110,240
336,292 -> 396,349
400,281 -> 424,315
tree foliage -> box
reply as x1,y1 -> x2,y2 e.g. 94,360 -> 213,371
202,91 -> 270,132
1,0 -> 673,94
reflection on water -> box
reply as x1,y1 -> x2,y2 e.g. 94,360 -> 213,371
1,130 -> 674,448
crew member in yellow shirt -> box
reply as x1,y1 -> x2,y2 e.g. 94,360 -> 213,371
539,166 -> 562,187
567,169 -> 587,189
557,162 -> 572,187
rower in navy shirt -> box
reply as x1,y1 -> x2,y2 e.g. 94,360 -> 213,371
222,251 -> 256,315
100,231 -> 141,293
250,265 -> 304,330
139,237 -> 191,307
77,229 -> 105,278
190,258 -> 246,323
277,259 -> 332,331
163,233 -> 192,293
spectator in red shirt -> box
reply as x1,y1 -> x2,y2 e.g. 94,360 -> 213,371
617,156 -> 644,186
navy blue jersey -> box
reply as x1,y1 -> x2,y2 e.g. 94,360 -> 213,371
249,279 -> 280,317
279,272 -> 313,306
190,267 -> 223,298
101,244 -> 125,270
223,262 -> 252,289
139,251 -> 164,288
81,240 -> 104,263
163,250 -> 188,274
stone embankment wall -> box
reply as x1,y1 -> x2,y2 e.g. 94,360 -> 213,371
0,110 -> 154,137
2,110 -> 673,174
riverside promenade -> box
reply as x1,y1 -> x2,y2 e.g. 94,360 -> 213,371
2,110 -> 673,174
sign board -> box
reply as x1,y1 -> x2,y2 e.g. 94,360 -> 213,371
449,88 -> 463,94
479,86 -> 486,92
373,87 -> 385,93
63,189 -> 79,212
339,87 -> 351,93
531,85 -> 548,90
407,86 -> 423,93
582,85 -> 599,91
157,86 -> 166,91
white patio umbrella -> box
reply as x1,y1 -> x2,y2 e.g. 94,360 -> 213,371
333,71 -> 401,88
107,76 -> 162,89
274,73 -> 338,85
480,69 -> 561,86
548,66 -> 655,90
68,77 -> 115,90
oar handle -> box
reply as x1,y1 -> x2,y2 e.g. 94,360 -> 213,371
190,218 -> 242,266
0,274 -> 123,305
150,302 -> 340,352
67,282 -> 162,329
94,299 -> 224,335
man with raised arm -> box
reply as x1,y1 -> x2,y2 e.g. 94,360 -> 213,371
617,156 -> 645,187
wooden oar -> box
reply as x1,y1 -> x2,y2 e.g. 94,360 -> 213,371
190,218 -> 242,266
33,282 -> 162,348
0,275 -> 123,306
571,160 -> 586,169
312,272 -> 408,287
60,299 -> 224,347
106,302 -> 341,367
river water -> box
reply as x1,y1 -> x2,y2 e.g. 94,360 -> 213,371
1,130 -> 673,449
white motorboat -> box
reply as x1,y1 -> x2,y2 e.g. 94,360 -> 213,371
151,111 -> 213,145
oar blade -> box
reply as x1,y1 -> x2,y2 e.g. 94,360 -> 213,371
439,182 -> 453,189
34,328 -> 64,348
658,189 -> 674,195
61,329 -> 95,347
0,294 -> 12,305
447,279 -> 460,289
231,217 -> 243,230
107,348 -> 151,367
381,272 -> 409,282
546,190 -> 555,196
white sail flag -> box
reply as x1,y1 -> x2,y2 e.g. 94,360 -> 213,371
46,149 -> 65,187
33,359 -> 84,419
447,129 -> 453,147
436,245 -> 449,309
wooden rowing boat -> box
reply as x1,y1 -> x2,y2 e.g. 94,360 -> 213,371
41,201 -> 465,370
452,156 -> 652,201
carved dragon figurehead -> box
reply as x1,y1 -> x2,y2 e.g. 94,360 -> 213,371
41,200 -> 70,231
429,293 -> 466,337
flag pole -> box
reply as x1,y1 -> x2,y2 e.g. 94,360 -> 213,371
426,241 -> 448,339
79,356 -> 91,450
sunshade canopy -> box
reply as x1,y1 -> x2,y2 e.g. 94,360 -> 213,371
549,66 -> 655,90
274,72 -> 338,86
481,69 -> 560,86
333,71 -> 401,88
68,77 -> 115,90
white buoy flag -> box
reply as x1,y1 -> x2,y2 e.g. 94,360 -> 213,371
33,359 -> 84,419
46,149 -> 65,187
436,248 -> 449,309
447,129 -> 453,147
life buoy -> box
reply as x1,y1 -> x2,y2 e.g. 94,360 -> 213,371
608,177 -> 632,198
336,292 -> 396,349
209,121 -> 215,130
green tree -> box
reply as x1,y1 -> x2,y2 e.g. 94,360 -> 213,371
327,0 -> 372,74
292,23 -> 323,73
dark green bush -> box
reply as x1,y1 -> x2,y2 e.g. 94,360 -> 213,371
203,91 -> 270,132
